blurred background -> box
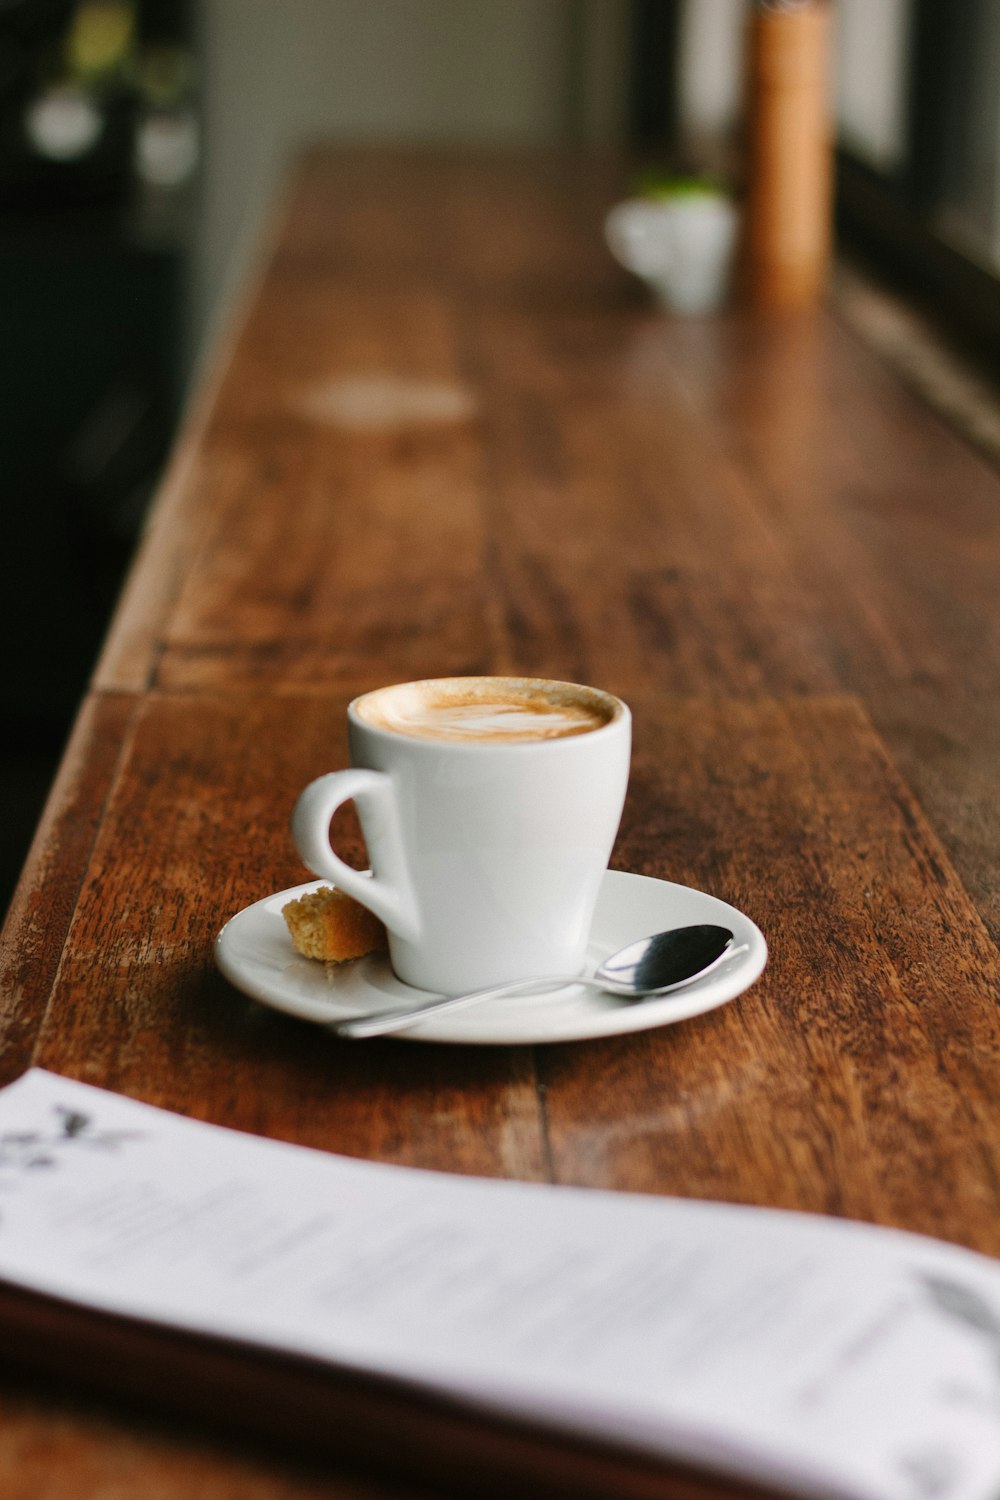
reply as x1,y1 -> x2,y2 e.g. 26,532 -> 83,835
2,0 -> 999,916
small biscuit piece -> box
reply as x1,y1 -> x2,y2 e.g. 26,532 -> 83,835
283,886 -> 387,962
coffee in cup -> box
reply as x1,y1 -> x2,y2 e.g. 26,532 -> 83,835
292,676 -> 631,994
352,677 -> 615,744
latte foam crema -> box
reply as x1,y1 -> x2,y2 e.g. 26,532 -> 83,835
354,678 -> 616,744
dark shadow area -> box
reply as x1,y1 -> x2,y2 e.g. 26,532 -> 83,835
0,0 -> 196,915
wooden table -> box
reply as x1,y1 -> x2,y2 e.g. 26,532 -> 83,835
2,148 -> 1000,1499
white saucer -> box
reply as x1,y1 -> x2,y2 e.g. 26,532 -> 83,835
215,871 -> 767,1046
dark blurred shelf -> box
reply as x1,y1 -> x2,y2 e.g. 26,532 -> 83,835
0,188 -> 192,918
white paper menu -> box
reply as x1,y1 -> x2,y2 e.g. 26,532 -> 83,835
1,1070 -> 1000,1500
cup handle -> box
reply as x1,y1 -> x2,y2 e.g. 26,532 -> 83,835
291,770 -> 420,942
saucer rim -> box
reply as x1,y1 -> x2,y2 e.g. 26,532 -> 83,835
214,871 -> 767,1046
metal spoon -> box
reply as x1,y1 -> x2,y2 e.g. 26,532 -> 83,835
336,924 -> 737,1039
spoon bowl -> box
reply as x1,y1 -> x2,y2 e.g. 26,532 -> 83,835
337,924 -> 737,1039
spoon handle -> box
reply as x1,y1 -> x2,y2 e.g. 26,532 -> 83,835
336,974 -> 576,1039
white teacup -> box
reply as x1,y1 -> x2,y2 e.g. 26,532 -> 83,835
605,193 -> 739,316
291,676 -> 631,994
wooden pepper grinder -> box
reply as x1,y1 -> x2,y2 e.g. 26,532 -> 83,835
744,0 -> 833,310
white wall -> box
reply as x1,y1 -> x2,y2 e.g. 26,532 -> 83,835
676,0 -> 745,149
835,0 -> 912,173
190,0 -> 585,363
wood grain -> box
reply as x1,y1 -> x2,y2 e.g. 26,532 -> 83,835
89,155 -> 1000,937
25,691 -> 544,1180
18,690 -> 1000,1250
648,312 -> 1000,939
547,694 -> 1000,1252
3,145 -> 1000,1498
0,693 -> 137,1085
